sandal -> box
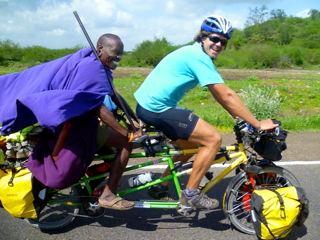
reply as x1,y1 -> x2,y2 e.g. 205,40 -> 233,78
98,196 -> 135,210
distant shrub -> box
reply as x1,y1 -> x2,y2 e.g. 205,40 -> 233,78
239,85 -> 282,119
215,51 -> 238,68
130,38 -> 176,67
305,48 -> 320,65
246,44 -> 280,68
1,14 -> 320,69
216,48 -> 254,68
120,52 -> 138,67
285,47 -> 304,66
0,40 -> 23,65
277,55 -> 292,68
21,46 -> 79,63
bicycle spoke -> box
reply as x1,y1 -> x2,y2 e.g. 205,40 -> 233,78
276,176 -> 290,187
228,197 -> 251,214
231,189 -> 250,200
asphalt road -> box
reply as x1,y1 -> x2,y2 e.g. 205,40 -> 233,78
0,132 -> 319,240
1,164 -> 319,240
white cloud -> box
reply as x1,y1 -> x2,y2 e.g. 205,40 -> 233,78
46,28 -> 66,36
295,9 -> 311,18
165,1 -> 175,13
116,10 -> 133,25
0,0 -> 318,50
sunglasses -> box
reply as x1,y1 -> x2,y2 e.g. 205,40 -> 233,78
208,36 -> 228,47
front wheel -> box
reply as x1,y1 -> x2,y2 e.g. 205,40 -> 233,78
26,187 -> 80,231
223,166 -> 300,235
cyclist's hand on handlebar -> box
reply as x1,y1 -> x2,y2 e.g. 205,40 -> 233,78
132,119 -> 144,129
133,129 -> 143,139
258,119 -> 279,131
127,129 -> 143,142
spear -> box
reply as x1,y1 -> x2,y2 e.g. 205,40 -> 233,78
73,11 -> 138,131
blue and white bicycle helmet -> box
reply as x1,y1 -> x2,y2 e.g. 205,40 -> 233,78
201,16 -> 233,39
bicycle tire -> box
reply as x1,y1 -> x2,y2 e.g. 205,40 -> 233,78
26,187 -> 80,231
223,165 -> 300,235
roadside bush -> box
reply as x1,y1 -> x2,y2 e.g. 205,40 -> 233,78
120,52 -> 137,67
304,48 -> 320,65
246,44 -> 280,68
216,48 -> 254,68
0,40 -> 23,65
277,55 -> 292,68
239,85 -> 282,119
286,47 -> 304,66
215,50 -> 238,68
21,46 -> 79,64
130,38 -> 176,67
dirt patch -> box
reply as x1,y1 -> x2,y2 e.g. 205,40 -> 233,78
114,67 -> 320,80
219,69 -> 320,80
114,67 -> 152,78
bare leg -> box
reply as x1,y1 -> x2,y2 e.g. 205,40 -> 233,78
160,140 -> 197,187
99,128 -> 134,208
186,118 -> 221,189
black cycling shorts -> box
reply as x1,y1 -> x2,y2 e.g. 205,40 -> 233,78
136,104 -> 199,141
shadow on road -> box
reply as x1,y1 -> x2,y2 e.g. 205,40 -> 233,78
38,174 -> 309,240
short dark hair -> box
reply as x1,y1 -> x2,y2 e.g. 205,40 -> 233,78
96,33 -> 123,52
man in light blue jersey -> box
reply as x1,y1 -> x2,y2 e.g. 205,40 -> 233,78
134,16 -> 278,211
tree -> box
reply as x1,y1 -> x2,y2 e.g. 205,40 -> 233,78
270,9 -> 287,21
0,40 -> 22,65
246,5 -> 269,26
309,9 -> 320,19
279,24 -> 291,45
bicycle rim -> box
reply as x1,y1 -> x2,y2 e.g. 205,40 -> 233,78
224,166 -> 300,235
26,187 -> 80,231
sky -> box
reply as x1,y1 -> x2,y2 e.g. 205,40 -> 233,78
0,0 -> 319,51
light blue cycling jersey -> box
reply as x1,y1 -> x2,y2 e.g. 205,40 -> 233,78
134,42 -> 224,113
103,95 -> 117,111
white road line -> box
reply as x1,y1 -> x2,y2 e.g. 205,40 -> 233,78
133,161 -> 320,170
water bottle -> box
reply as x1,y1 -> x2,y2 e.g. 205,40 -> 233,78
128,172 -> 153,187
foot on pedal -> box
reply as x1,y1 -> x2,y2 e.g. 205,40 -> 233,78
177,204 -> 194,217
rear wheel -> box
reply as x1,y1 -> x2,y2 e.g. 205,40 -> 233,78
26,187 -> 80,231
223,166 -> 300,235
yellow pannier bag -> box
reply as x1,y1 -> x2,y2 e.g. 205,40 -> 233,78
250,186 -> 309,240
0,167 -> 37,219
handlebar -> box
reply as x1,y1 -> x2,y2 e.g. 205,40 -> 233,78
235,119 -> 282,145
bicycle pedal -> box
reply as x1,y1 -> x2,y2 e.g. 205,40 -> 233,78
177,204 -> 194,217
83,200 -> 105,218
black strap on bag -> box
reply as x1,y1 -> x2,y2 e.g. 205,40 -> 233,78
253,189 -> 291,240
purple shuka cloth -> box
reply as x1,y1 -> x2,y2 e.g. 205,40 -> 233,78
0,48 -> 114,188
25,113 -> 99,189
0,48 -> 113,135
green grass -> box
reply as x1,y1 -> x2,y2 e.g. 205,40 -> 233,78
1,63 -> 319,132
115,73 -> 320,132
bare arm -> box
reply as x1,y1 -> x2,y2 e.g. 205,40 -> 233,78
99,105 -> 142,140
208,84 -> 277,130
99,105 -> 128,137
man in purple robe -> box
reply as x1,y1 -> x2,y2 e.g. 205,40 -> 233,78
0,33 -> 140,210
